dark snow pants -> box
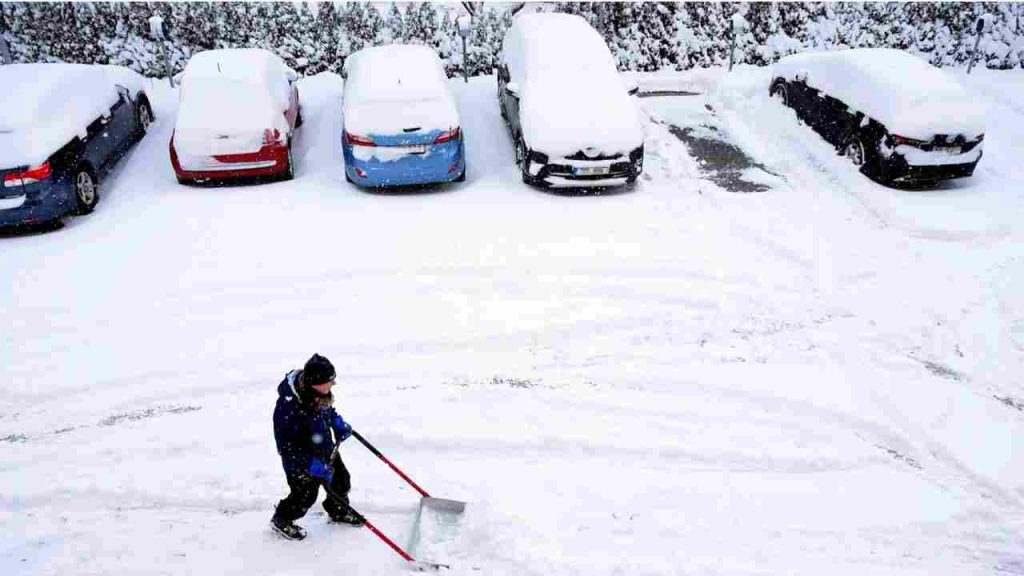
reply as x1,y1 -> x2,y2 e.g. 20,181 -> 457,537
273,455 -> 352,522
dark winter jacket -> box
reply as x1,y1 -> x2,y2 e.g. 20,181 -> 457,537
273,370 -> 342,477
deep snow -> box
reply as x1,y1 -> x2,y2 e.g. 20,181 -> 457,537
2,65 -> 1024,575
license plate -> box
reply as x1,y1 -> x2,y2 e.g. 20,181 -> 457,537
934,146 -> 961,154
574,166 -> 610,176
409,145 -> 427,154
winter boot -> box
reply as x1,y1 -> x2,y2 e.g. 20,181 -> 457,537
271,517 -> 307,540
328,508 -> 366,527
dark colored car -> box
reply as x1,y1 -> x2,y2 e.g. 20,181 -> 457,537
0,64 -> 153,227
497,13 -> 644,189
770,49 -> 984,185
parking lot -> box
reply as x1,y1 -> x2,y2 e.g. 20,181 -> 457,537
3,68 -> 1024,574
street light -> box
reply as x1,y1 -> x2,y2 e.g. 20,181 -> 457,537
457,14 -> 471,84
149,14 -> 174,87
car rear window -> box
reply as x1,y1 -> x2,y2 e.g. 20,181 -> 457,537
345,45 -> 448,105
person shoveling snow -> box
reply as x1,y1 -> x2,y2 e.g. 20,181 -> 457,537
270,353 -> 364,541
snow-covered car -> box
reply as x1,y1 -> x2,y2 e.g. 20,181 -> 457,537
341,44 -> 465,188
497,13 -> 644,188
0,64 -> 153,227
770,49 -> 985,185
170,49 -> 302,185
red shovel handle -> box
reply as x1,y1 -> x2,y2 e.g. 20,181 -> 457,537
362,518 -> 415,562
321,482 -> 416,564
352,430 -> 432,498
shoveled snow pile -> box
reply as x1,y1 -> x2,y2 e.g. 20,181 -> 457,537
0,64 -> 143,168
772,48 -> 986,140
174,49 -> 294,156
342,44 -> 459,137
502,12 -> 643,157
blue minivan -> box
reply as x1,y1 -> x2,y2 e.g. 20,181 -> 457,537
341,45 -> 465,188
0,64 -> 152,227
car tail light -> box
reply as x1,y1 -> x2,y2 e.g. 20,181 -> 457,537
891,135 -> 930,148
3,161 -> 52,187
344,131 -> 376,147
263,128 -> 284,148
433,127 -> 461,145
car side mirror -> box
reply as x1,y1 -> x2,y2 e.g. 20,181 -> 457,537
286,68 -> 298,82
506,82 -> 520,98
115,84 -> 131,102
625,81 -> 639,96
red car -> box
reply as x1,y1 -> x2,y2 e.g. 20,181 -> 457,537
170,49 -> 302,184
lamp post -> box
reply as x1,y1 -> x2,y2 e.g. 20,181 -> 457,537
149,14 -> 174,87
729,12 -> 747,72
457,14 -> 471,83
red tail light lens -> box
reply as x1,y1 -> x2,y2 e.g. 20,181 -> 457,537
344,131 -> 376,147
3,161 -> 52,187
433,127 -> 461,145
263,128 -> 283,148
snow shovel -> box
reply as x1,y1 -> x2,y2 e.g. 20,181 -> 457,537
352,430 -> 467,570
323,441 -> 449,572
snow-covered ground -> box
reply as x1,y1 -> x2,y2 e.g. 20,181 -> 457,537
3,66 -> 1024,575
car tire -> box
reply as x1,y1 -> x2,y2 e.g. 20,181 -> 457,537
455,169 -> 466,183
73,166 -> 98,215
281,145 -> 295,181
344,168 -> 354,184
136,101 -> 153,138
770,81 -> 789,107
845,136 -> 867,169
515,135 -> 534,184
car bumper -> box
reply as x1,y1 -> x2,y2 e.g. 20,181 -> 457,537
884,151 -> 982,183
0,179 -> 75,226
343,139 -> 465,188
527,146 -> 643,188
170,141 -> 291,182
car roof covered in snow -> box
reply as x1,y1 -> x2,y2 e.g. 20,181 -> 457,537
182,48 -> 292,86
773,48 -> 985,139
344,44 -> 449,104
501,12 -> 643,157
0,63 -> 144,169
503,12 -> 619,83
342,44 -> 458,136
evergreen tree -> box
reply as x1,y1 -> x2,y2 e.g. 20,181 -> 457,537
385,3 -> 405,43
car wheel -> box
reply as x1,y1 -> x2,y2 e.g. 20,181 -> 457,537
344,168 -> 354,184
281,145 -> 295,181
137,101 -> 153,137
455,169 -> 466,183
845,137 -> 867,168
770,82 -> 789,107
74,167 -> 98,215
514,136 -> 533,184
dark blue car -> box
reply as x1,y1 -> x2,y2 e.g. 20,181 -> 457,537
0,64 -> 153,227
341,45 -> 466,188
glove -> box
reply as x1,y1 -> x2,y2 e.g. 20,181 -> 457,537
332,415 -> 353,442
309,459 -> 334,483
